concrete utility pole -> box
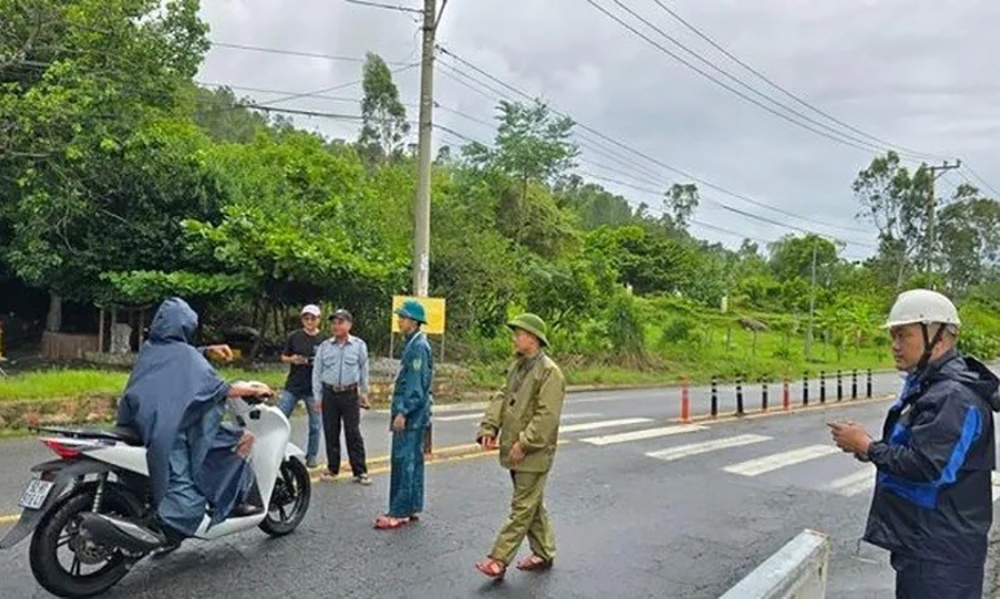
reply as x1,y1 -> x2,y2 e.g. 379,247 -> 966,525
925,160 -> 961,275
805,243 -> 818,361
350,0 -> 444,296
412,0 -> 441,297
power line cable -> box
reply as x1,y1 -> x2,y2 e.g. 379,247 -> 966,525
581,0 -> 904,156
431,114 -> 875,248
963,164 -> 1000,199
644,0 -> 948,162
252,62 -> 418,108
435,46 -> 875,236
209,41 -> 397,64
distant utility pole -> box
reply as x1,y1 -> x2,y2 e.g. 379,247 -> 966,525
805,243 -> 818,361
925,159 -> 961,275
412,0 -> 447,297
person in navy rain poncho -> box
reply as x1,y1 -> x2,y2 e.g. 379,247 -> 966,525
374,300 -> 433,530
116,297 -> 272,551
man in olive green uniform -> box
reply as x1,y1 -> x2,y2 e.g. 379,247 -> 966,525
475,314 -> 566,579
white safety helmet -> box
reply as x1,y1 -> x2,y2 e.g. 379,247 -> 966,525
883,289 -> 961,329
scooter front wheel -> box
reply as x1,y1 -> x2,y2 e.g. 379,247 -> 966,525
29,482 -> 144,598
259,458 -> 311,537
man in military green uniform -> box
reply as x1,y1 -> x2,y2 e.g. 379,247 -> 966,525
475,313 -> 566,579
374,299 -> 433,530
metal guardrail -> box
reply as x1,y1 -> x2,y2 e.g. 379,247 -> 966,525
718,529 -> 830,599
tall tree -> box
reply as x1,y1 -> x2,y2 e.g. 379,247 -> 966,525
0,0 -> 210,328
663,183 -> 700,231
357,52 -> 409,166
938,186 -> 1000,293
586,225 -> 697,295
464,99 -> 579,202
553,175 -> 635,229
767,234 -> 840,283
852,151 -> 934,288
189,85 -> 270,143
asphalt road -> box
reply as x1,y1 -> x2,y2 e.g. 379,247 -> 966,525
0,370 -> 907,515
1,370 -> 997,598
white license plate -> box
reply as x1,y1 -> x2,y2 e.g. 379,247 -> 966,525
19,479 -> 54,510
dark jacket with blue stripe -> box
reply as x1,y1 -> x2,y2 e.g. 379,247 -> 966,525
863,350 -> 999,565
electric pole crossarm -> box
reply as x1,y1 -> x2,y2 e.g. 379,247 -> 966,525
924,160 -> 961,275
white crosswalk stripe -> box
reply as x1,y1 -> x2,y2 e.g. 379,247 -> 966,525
580,424 -> 706,446
645,434 -> 771,462
559,418 -> 653,434
435,411 -> 603,423
992,472 -> 1000,502
822,469 -> 875,497
723,445 -> 840,477
434,413 -> 484,423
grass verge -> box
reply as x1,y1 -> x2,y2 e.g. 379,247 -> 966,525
0,367 -> 288,402
1,349 -> 895,404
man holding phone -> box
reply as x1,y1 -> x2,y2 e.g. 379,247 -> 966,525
278,304 -> 326,469
829,289 -> 999,599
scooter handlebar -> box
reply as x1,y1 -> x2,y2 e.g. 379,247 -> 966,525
243,394 -> 270,405
232,381 -> 275,404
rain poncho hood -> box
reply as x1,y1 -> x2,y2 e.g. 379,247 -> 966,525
115,297 -> 233,518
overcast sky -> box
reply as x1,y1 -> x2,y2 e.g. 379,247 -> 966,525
196,0 -> 1000,261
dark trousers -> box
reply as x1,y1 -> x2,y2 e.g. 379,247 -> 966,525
388,428 -> 424,517
891,553 -> 984,599
322,387 -> 367,476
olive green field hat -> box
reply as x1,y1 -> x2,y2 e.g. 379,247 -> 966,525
507,313 -> 549,347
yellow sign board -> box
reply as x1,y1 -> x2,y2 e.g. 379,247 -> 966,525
391,296 -> 446,336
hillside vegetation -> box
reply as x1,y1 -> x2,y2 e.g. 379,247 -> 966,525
1,1 -> 998,399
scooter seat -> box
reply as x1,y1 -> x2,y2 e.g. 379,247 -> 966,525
35,425 -> 144,447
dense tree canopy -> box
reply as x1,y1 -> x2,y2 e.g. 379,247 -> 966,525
2,0 -> 998,365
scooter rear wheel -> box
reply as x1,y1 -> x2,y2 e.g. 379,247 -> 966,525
259,458 -> 311,537
29,483 -> 144,598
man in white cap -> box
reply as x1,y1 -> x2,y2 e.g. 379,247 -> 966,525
278,304 -> 326,468
830,289 -> 999,599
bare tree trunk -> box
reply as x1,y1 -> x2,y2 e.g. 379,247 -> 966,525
895,259 -> 906,290
250,297 -> 265,361
46,294 -> 63,332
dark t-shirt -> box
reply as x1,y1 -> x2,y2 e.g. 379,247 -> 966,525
283,329 -> 325,395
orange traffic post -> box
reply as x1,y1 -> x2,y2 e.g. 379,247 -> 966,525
680,377 -> 691,422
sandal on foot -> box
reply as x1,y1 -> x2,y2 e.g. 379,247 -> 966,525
475,557 -> 506,579
516,555 -> 553,571
373,515 -> 411,530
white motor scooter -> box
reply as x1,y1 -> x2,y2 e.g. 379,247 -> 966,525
0,382 -> 311,598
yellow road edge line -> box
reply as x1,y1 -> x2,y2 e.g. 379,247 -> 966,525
306,439 -> 571,484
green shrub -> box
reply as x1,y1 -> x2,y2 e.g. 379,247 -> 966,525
661,317 -> 698,344
607,293 -> 645,353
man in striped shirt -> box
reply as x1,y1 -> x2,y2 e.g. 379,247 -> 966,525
312,309 -> 372,485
